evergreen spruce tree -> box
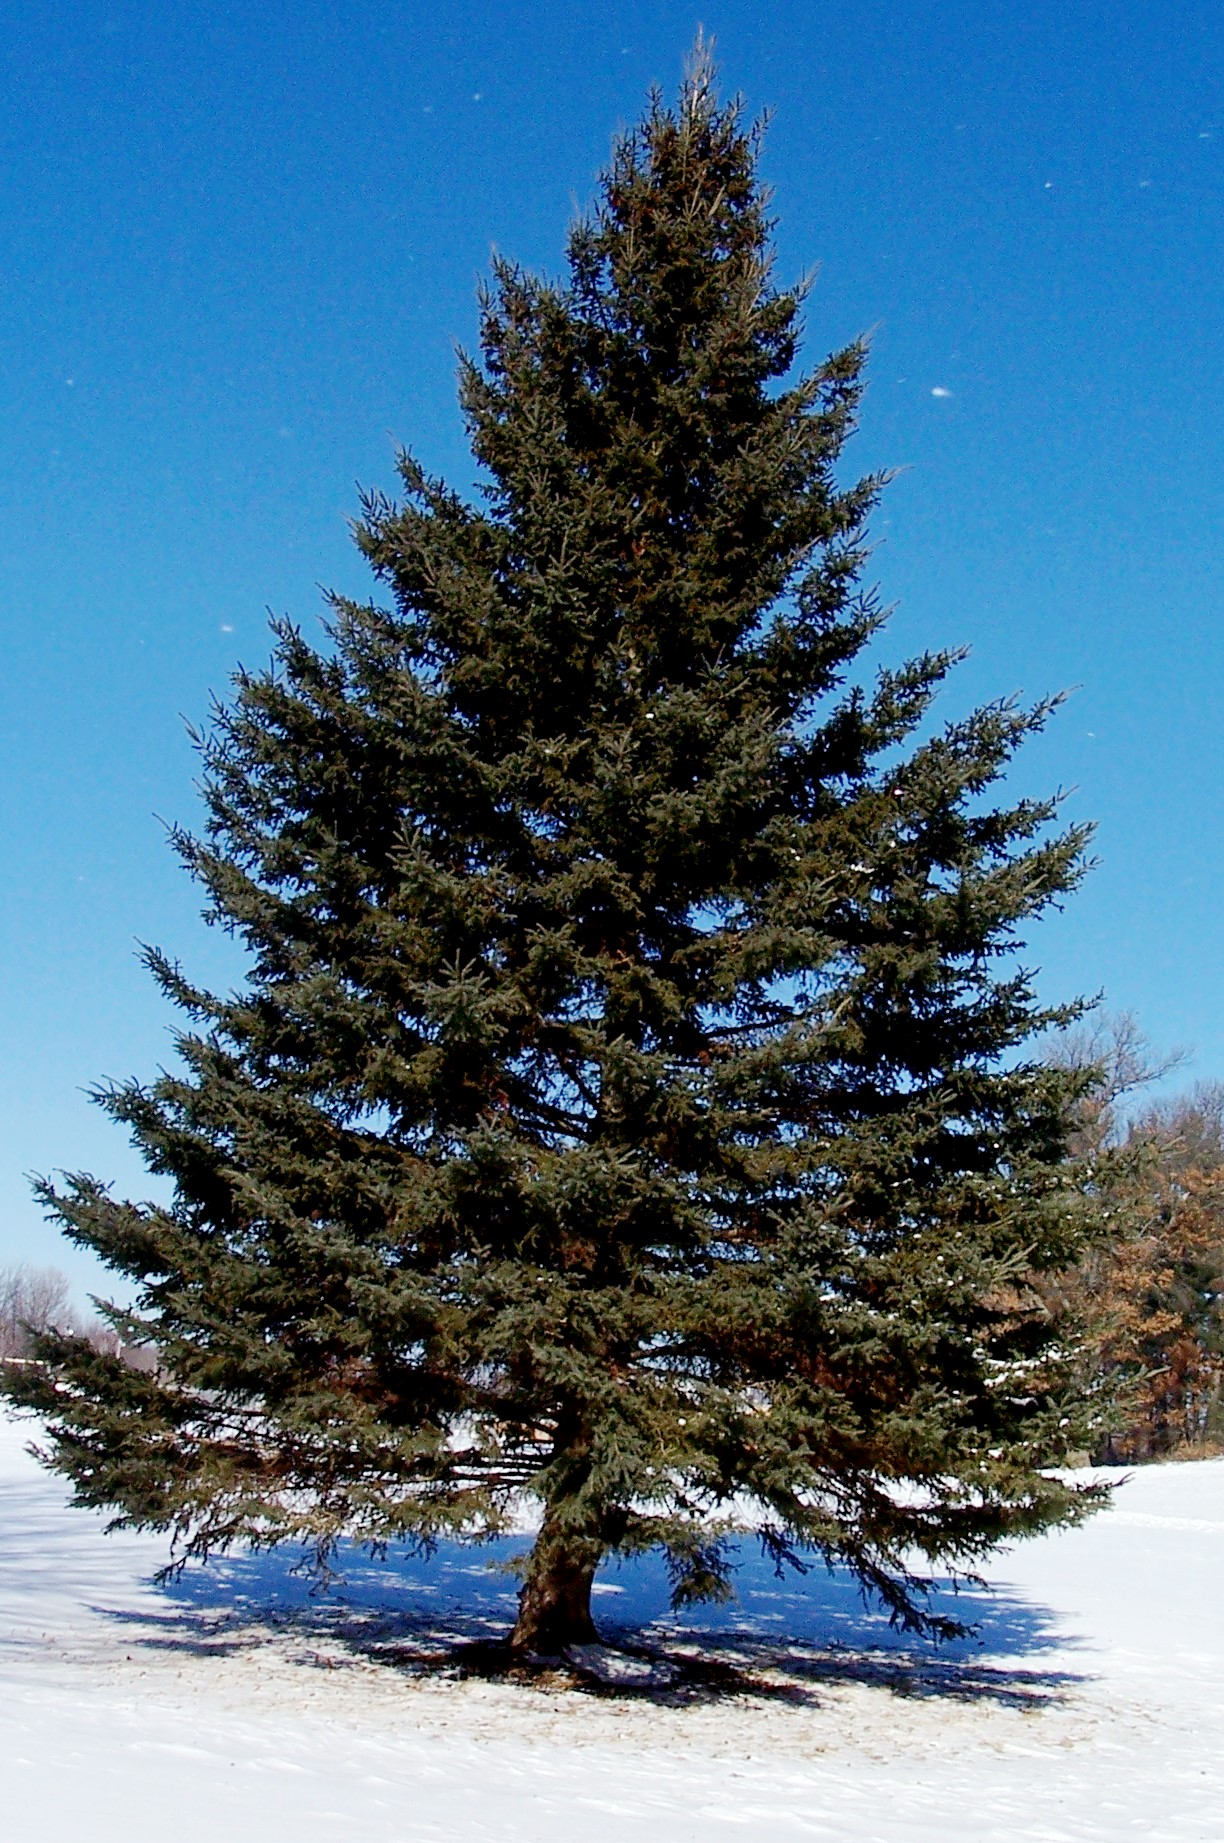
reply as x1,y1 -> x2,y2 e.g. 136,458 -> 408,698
7,49 -> 1105,1654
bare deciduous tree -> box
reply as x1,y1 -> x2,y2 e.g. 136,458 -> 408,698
1046,1010 -> 1187,1158
0,1264 -> 79,1361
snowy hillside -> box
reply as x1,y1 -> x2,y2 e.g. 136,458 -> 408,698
2,1406 -> 1221,1841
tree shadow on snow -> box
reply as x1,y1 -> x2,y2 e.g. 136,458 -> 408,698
99,1531 -> 1088,1709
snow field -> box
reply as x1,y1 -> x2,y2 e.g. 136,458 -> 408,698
2,1407 -> 1222,1841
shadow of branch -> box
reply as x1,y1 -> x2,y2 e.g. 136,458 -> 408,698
92,1533 -> 1088,1708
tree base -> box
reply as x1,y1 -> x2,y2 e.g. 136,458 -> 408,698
510,1517 -> 602,1654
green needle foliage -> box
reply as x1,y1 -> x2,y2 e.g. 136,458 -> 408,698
8,48 -> 1106,1652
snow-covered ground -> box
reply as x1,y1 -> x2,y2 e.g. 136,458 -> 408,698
2,1408 -> 1221,1841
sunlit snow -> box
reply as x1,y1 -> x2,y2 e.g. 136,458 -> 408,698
1,1408 -> 1222,1840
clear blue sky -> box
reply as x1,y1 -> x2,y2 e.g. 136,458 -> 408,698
3,0 -> 1222,1299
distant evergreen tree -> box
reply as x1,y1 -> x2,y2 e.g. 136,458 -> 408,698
6,47 -> 1105,1653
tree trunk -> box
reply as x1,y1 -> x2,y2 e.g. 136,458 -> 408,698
510,1503 -> 604,1654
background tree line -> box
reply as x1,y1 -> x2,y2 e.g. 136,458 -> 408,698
1052,1016 -> 1224,1462
0,1264 -> 142,1366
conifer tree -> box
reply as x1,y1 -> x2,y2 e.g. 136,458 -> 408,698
7,48 -> 1105,1653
